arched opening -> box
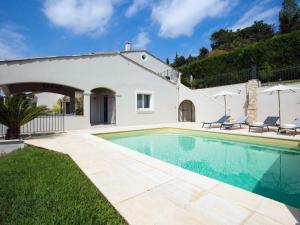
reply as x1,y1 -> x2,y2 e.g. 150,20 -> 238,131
0,82 -> 84,115
90,88 -> 116,125
178,100 -> 195,122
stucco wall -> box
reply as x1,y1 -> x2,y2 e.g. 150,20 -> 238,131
64,116 -> 90,130
179,82 -> 300,124
257,83 -> 300,124
0,54 -> 178,127
121,51 -> 173,74
179,83 -> 248,122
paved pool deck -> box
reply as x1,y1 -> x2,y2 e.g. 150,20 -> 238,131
25,123 -> 300,225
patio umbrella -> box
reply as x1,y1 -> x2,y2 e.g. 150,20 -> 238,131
261,85 -> 300,125
212,90 -> 239,116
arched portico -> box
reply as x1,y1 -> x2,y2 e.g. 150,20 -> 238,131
178,100 -> 195,122
0,82 -> 84,115
90,87 -> 116,125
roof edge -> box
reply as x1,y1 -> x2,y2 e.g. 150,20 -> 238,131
119,54 -> 176,86
120,50 -> 181,74
0,52 -> 120,63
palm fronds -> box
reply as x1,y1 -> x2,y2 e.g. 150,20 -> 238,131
0,94 -> 48,139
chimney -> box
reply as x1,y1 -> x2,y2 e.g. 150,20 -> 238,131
124,41 -> 131,51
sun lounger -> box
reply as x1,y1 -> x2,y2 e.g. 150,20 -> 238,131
277,118 -> 300,135
202,116 -> 230,128
248,116 -> 279,132
220,116 -> 247,129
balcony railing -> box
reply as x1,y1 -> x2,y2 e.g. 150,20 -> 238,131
160,69 -> 180,83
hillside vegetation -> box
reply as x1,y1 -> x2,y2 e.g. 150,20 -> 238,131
168,0 -> 300,88
179,31 -> 300,88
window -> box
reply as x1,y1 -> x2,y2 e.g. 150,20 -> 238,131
141,54 -> 148,61
137,93 -> 151,109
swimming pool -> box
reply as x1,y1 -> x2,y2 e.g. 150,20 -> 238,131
99,128 -> 300,209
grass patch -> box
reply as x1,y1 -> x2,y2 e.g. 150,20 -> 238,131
0,147 -> 127,225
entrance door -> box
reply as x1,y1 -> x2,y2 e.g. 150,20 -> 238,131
90,88 -> 116,125
104,95 -> 108,124
178,100 -> 195,122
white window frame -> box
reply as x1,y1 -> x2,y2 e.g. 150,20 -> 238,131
135,91 -> 154,113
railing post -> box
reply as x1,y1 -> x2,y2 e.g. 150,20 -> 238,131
62,112 -> 65,131
251,65 -> 257,80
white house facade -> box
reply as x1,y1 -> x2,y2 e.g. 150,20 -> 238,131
2,45 -> 299,133
0,48 -> 181,130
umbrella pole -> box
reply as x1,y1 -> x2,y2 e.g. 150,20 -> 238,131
278,90 -> 281,125
224,95 -> 227,116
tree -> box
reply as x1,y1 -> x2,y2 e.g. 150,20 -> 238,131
75,96 -> 83,115
210,29 -> 237,50
173,52 -> 186,67
176,56 -> 186,67
210,22 -> 275,51
52,99 -> 62,113
279,0 -> 300,33
166,58 -> 170,64
186,54 -> 195,64
174,52 -> 179,62
199,47 -> 209,58
0,94 -> 48,139
238,21 -> 274,42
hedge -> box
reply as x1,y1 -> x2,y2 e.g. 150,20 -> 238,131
178,31 -> 300,88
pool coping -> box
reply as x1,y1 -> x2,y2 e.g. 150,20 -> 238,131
95,126 -> 300,151
25,123 -> 300,225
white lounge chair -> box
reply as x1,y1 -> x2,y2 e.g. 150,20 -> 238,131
249,116 -> 279,132
220,116 -> 247,129
202,116 -> 230,128
278,118 -> 300,135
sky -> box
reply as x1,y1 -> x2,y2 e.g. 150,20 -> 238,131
0,0 -> 286,62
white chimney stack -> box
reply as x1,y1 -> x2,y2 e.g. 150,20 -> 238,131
125,41 -> 131,51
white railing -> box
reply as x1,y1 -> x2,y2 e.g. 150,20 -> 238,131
0,113 -> 65,138
160,69 -> 180,83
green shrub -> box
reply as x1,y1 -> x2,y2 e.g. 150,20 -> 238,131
178,31 -> 300,88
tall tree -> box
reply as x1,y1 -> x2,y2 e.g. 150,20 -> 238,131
173,53 -> 186,67
186,54 -> 195,64
174,52 -> 178,62
166,58 -> 170,64
279,0 -> 300,33
239,21 -> 274,42
210,29 -> 238,50
210,21 -> 275,51
199,47 -> 209,58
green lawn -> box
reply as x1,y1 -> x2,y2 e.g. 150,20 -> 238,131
0,147 -> 127,225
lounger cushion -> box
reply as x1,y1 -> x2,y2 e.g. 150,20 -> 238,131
281,124 -> 296,129
253,122 -> 264,126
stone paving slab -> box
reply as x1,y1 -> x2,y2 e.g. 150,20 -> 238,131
25,123 -> 300,225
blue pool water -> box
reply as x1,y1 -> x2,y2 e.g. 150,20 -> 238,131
101,129 -> 300,209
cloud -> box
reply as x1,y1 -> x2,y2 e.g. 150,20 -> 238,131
230,1 -> 280,30
133,31 -> 150,49
0,25 -> 27,60
43,0 -> 119,36
151,0 -> 236,38
125,0 -> 152,17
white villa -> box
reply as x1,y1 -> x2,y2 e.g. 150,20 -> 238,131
0,43 -> 186,130
1,43 -> 300,225
1,43 -> 300,131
